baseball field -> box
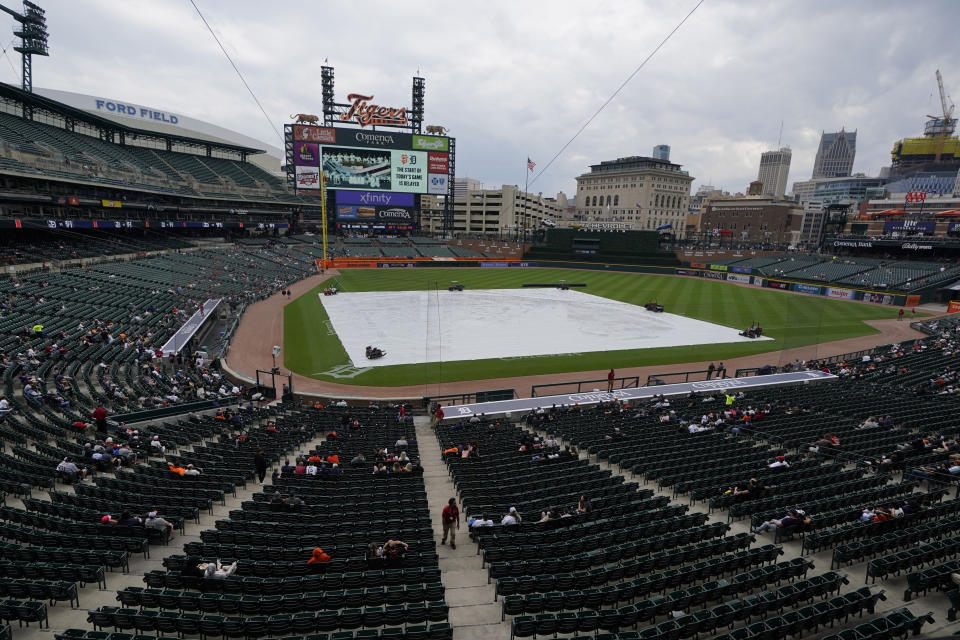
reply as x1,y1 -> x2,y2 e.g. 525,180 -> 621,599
283,268 -> 904,386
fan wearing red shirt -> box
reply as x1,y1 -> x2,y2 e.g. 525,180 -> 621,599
441,497 -> 459,549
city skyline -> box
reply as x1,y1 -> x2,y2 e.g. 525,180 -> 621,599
12,0 -> 959,197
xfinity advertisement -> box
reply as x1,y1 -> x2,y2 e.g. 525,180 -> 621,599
336,191 -> 415,224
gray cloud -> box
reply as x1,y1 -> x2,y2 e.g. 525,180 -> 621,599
9,0 -> 960,197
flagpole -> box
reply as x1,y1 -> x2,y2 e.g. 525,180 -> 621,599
522,156 -> 529,254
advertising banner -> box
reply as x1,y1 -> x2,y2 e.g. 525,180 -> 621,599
377,262 -> 416,268
428,173 -> 448,195
949,301 -> 960,313
826,287 -> 854,299
752,277 -> 764,286
768,280 -> 789,290
690,262 -> 707,268
905,295 -> 921,307
293,142 -> 319,166
883,220 -> 936,234
726,274 -> 751,284
710,264 -> 728,272
675,269 -> 700,277
950,222 -> 960,233
731,266 -> 752,274
101,200 -> 122,208
295,166 -> 320,190
702,271 -> 725,280
481,262 -> 510,268
293,125 -> 336,143
866,293 -> 895,305
337,191 -> 414,207
412,135 -> 449,152
428,152 -> 449,174
794,283 -> 823,295
336,205 -> 413,223
335,128 -> 412,150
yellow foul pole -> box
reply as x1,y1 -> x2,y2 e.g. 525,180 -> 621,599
320,169 -> 328,268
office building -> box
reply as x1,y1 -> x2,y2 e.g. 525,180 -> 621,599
652,144 -> 670,161
757,147 -> 791,197
699,196 -> 803,245
574,154 -> 694,237
812,129 -> 857,178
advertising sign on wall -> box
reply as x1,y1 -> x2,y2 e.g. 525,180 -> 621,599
826,287 -> 855,299
710,264 -> 729,272
428,152 -> 449,174
794,283 -> 823,295
866,293 -> 895,305
295,166 -> 320,190
335,191 -> 415,223
428,173 -> 448,195
768,280 -> 789,290
293,125 -> 336,143
335,128 -> 412,150
905,295 -> 921,307
726,274 -> 751,284
948,301 -> 960,313
702,271 -> 725,280
731,266 -> 752,274
752,277 -> 764,286
412,135 -> 449,152
293,142 -> 319,166
883,220 -> 936,234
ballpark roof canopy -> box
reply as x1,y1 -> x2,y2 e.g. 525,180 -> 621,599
0,81 -> 264,158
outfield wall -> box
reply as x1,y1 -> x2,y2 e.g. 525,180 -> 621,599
318,257 -> 918,306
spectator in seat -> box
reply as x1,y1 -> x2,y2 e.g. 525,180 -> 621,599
501,506 -> 521,525
183,464 -> 201,476
145,511 -> 175,542
383,539 -> 408,563
117,511 -> 143,528
350,452 -> 366,467
577,495 -> 591,514
56,457 -> 86,482
752,509 -> 809,534
202,559 -> 239,579
768,455 -> 790,469
307,547 -> 331,572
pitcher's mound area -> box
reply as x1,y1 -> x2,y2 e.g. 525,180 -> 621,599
320,288 -> 771,367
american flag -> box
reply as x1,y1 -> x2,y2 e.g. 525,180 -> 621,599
635,203 -> 643,210
527,157 -> 536,172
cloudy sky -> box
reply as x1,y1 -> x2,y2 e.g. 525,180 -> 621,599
10,0 -> 958,197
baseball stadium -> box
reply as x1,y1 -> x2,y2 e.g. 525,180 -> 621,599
0,3 -> 957,640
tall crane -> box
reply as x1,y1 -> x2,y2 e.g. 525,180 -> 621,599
926,69 -> 956,163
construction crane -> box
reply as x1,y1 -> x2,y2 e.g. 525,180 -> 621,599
925,69 -> 956,162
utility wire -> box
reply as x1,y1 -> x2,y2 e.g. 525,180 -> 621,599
529,0 -> 706,187
188,0 -> 283,143
0,39 -> 19,80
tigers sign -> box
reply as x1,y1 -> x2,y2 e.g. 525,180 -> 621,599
340,93 -> 408,128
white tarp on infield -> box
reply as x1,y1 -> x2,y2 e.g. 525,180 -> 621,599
319,288 -> 772,367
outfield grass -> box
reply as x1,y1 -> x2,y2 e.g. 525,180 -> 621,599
283,268 -> 903,386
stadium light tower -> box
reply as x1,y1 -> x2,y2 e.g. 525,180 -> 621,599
0,0 -> 49,94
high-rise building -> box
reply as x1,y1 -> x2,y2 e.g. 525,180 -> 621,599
652,144 -> 670,161
812,129 -> 857,178
757,147 -> 791,197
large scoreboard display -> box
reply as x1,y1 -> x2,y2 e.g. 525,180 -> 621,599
285,68 -> 454,233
